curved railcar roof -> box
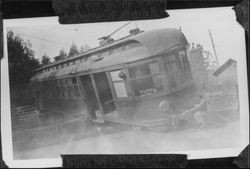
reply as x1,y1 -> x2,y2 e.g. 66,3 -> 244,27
31,28 -> 188,82
132,28 -> 188,56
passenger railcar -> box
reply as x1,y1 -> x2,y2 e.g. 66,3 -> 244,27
30,28 -> 205,128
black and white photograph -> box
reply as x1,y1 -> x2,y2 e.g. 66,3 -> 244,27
1,7 -> 249,168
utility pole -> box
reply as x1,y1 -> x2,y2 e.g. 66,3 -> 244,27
209,29 -> 219,67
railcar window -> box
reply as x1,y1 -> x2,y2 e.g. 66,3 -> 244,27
72,77 -> 81,97
57,78 -> 81,98
42,82 -> 46,97
58,79 -> 63,97
42,81 -> 46,96
121,45 -> 125,51
129,64 -> 150,78
169,54 -> 177,62
164,53 -> 182,88
48,81 -> 54,97
32,83 -> 41,99
64,78 -> 74,97
110,71 -> 124,81
75,59 -> 81,64
41,81 -> 49,97
50,80 -> 57,97
51,80 -> 56,97
129,62 -> 163,96
55,80 -> 60,97
48,81 -> 53,97
52,81 -> 57,97
63,79 -> 69,97
108,43 -> 141,56
110,70 -> 128,98
32,83 -> 36,96
38,83 -> 41,95
54,80 -> 58,96
178,50 -> 192,81
47,81 -> 51,97
126,42 -> 141,50
59,79 -> 67,97
47,81 -> 50,96
44,81 -> 50,97
49,81 -> 53,96
42,82 -> 45,96
102,50 -> 109,57
179,50 -> 185,68
90,53 -> 103,62
109,49 -> 113,55
112,46 -> 123,54
149,62 -> 160,74
83,56 -> 88,61
39,83 -> 44,97
60,79 -> 65,97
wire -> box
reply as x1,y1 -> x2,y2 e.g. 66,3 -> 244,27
12,31 -> 71,46
109,21 -> 133,37
58,26 -> 99,37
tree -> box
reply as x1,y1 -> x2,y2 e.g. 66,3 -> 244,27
7,31 -> 40,86
59,48 -> 67,58
80,46 -> 84,53
80,44 -> 90,53
68,42 -> 79,57
41,53 -> 51,66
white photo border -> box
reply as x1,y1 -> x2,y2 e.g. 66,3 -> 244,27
1,7 -> 249,168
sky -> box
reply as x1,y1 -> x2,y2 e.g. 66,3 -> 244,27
6,7 -> 245,65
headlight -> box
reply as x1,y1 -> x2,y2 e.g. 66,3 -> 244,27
159,100 -> 170,112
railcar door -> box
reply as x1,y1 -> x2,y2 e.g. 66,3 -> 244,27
79,75 -> 99,120
164,52 -> 182,88
93,72 -> 116,114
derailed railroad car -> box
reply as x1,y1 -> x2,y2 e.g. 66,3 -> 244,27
30,28 -> 206,129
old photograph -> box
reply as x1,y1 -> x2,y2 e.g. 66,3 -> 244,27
1,7 -> 249,167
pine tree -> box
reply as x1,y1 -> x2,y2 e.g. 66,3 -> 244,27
7,31 -> 40,86
68,42 -> 79,57
80,44 -> 90,53
59,48 -> 67,58
41,53 -> 51,66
